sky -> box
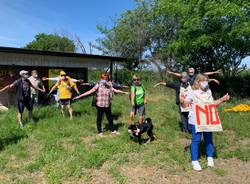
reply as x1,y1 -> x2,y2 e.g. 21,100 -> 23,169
0,0 -> 249,67
0,0 -> 135,52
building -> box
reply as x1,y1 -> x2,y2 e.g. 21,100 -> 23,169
0,46 -> 127,107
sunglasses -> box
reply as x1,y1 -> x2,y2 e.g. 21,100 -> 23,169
61,75 -> 66,77
133,78 -> 140,81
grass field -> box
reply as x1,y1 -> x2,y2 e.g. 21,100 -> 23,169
0,83 -> 250,184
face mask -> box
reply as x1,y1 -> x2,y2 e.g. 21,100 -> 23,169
23,74 -> 29,79
33,74 -> 38,78
189,73 -> 194,77
100,80 -> 107,84
200,81 -> 209,90
181,78 -> 188,83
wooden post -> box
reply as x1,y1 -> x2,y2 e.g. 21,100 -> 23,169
110,60 -> 113,81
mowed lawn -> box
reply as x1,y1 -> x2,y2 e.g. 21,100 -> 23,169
0,85 -> 249,184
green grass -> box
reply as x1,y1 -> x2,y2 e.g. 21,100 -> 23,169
0,83 -> 249,183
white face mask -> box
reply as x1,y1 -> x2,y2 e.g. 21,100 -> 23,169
23,74 -> 29,79
200,81 -> 209,90
33,74 -> 38,78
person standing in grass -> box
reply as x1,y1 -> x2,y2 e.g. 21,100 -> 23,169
74,72 -> 128,137
130,75 -> 147,126
42,71 -> 83,107
154,72 -> 192,133
29,70 -> 45,105
0,70 -> 45,127
48,71 -> 80,120
180,74 -> 230,171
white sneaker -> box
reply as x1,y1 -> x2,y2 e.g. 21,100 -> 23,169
207,157 -> 214,167
192,161 -> 202,171
111,130 -> 120,135
98,132 -> 104,137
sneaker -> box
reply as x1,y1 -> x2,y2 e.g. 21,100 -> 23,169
98,132 -> 104,137
207,157 -> 214,167
111,130 -> 120,135
192,161 -> 202,171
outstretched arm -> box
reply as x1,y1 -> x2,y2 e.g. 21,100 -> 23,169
0,84 -> 14,93
167,70 -> 182,78
113,88 -> 129,95
74,87 -> 97,100
214,93 -> 230,105
154,82 -> 167,88
48,84 -> 57,94
208,78 -> 220,85
42,77 -> 59,82
204,69 -> 222,76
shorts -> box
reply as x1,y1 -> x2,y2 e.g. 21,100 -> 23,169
17,99 -> 33,113
60,99 -> 71,106
131,104 -> 145,116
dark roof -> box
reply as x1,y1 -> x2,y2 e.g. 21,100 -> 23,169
0,46 -> 127,62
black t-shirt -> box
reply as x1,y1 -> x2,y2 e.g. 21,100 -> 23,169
166,82 -> 181,105
12,78 -> 32,101
166,81 -> 191,105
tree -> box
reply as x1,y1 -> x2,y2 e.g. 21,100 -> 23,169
96,0 -> 250,75
95,0 -> 153,69
159,0 -> 250,75
24,33 -> 76,53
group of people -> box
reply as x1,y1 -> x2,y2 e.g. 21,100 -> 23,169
0,67 -> 230,171
0,70 -> 45,126
154,67 -> 230,171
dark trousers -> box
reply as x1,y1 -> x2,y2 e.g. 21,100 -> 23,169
180,112 -> 190,133
96,106 -> 114,133
179,106 -> 190,133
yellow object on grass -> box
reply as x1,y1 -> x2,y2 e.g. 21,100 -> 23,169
224,104 -> 250,112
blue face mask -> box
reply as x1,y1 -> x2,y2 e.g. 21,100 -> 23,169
100,80 -> 107,85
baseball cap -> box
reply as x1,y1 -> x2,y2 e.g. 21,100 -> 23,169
19,70 -> 29,76
60,71 -> 66,76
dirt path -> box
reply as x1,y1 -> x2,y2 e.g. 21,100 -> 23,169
118,158 -> 250,184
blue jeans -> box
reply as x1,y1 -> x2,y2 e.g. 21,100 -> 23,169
190,125 -> 214,161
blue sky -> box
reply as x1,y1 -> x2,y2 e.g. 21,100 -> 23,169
0,0 -> 249,67
0,0 -> 135,52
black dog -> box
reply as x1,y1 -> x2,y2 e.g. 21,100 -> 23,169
128,118 -> 155,144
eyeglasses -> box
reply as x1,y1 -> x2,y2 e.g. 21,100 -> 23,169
61,75 -> 66,77
133,78 -> 140,81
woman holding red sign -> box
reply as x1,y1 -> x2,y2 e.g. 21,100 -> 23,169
181,74 -> 230,171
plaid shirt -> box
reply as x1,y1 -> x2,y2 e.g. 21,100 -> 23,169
94,82 -> 114,107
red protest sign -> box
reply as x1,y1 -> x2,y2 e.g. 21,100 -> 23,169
194,103 -> 223,132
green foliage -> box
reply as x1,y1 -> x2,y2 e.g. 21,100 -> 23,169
24,33 -> 76,53
161,0 -> 250,74
96,0 -> 250,74
211,75 -> 250,98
